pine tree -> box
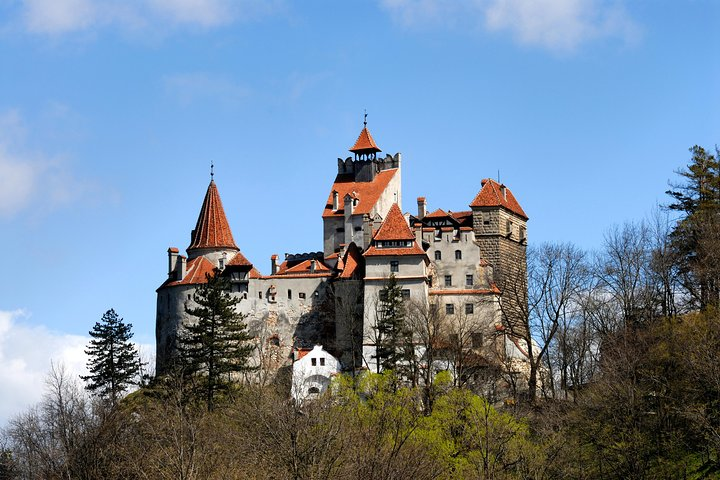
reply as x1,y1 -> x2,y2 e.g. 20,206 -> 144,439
374,274 -> 413,378
81,309 -> 140,404
178,268 -> 255,411
666,145 -> 720,309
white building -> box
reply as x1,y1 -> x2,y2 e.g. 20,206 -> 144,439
291,345 -> 341,402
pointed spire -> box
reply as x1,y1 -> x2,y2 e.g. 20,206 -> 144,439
349,113 -> 381,159
188,180 -> 239,252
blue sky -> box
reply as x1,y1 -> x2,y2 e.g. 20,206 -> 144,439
0,0 -> 718,422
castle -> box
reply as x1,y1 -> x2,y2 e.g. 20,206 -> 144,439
156,124 -> 529,398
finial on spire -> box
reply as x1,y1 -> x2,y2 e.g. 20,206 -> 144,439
211,161 -> 214,181
363,109 -> 367,128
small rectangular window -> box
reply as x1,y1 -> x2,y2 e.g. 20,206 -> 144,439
311,358 -> 317,366
446,304 -> 455,315
465,303 -> 474,314
390,261 -> 399,273
445,275 -> 452,287
435,250 -> 442,260
455,250 -> 462,260
259,292 -> 262,299
471,333 -> 483,348
466,274 -> 474,286
320,358 -> 326,366
402,289 -> 410,299
299,292 -> 306,299
288,289 -> 292,300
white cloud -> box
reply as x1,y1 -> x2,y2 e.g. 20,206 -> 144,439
23,0 -> 96,34
0,309 -> 154,426
0,109 -> 96,219
380,0 -> 640,53
16,0 -> 284,35
0,309 -> 88,425
163,72 -> 250,106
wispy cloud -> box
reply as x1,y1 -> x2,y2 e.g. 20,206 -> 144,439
380,0 -> 640,53
14,0 -> 285,35
163,72 -> 250,106
0,109 -> 95,219
0,309 -> 154,425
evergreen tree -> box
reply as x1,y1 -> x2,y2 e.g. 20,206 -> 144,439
373,274 -> 413,378
178,268 -> 255,411
666,145 -> 720,309
81,309 -> 140,404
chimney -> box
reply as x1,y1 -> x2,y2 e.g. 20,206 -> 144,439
417,197 -> 427,219
167,247 -> 179,278
310,259 -> 316,274
344,194 -> 354,215
271,254 -> 279,275
178,256 -> 187,280
500,184 -> 507,200
332,191 -> 339,210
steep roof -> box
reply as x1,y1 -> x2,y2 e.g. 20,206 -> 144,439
424,208 -> 449,219
271,259 -> 333,277
340,242 -> 365,278
322,169 -> 398,218
226,251 -> 253,267
188,181 -> 239,251
160,256 -> 215,289
373,203 -> 415,241
469,179 -> 528,220
349,127 -> 381,153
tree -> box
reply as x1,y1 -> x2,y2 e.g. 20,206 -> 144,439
178,268 -> 255,411
372,274 -> 413,378
666,145 -> 720,309
81,309 -> 140,404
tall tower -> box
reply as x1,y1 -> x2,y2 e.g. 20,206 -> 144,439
470,178 -> 528,297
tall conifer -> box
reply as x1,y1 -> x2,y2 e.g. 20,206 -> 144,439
81,309 -> 140,404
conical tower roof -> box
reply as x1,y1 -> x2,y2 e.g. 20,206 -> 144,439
349,127 -> 381,154
188,180 -> 239,251
373,203 -> 415,241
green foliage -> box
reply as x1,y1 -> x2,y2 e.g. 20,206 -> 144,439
178,268 -> 255,411
374,274 -> 414,378
81,308 -> 140,404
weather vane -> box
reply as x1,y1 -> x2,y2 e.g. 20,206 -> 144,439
363,109 -> 367,128
211,161 -> 214,180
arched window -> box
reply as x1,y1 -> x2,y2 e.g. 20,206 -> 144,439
455,250 -> 462,260
308,386 -> 320,394
435,250 -> 442,260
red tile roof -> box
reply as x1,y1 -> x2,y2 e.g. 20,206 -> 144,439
227,251 -> 253,267
373,203 -> 415,241
349,127 -> 381,153
470,179 -> 528,220
340,242 -> 365,278
188,181 -> 239,251
425,208 -> 449,219
429,286 -> 501,295
364,244 -> 427,257
271,259 -> 333,277
161,256 -> 216,288
322,169 -> 398,218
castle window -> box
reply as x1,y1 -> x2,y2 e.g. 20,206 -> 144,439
402,289 -> 410,299
308,386 -> 320,394
267,335 -> 280,347
288,289 -> 292,300
311,358 -> 317,366
187,294 -> 191,301
435,250 -> 441,260
259,292 -> 263,299
354,226 -> 362,232
320,357 -> 326,366
299,292 -> 306,299
243,292 -> 247,299
379,290 -> 388,302
336,227 -> 344,233
455,250 -> 462,260
444,275 -> 452,287
465,303 -> 474,314
446,304 -> 455,315
506,220 -> 513,236
466,274 -> 474,286
218,258 -> 225,269
471,332 -> 483,348
390,261 -> 399,273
